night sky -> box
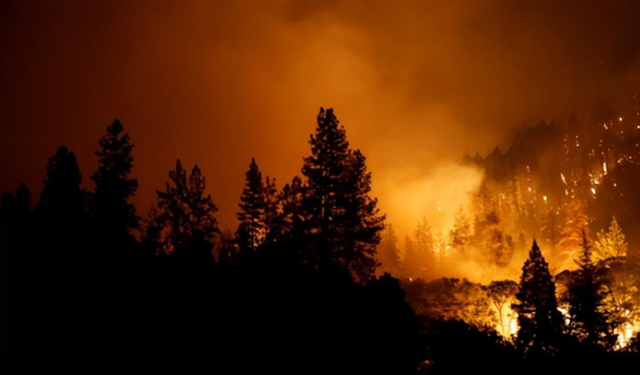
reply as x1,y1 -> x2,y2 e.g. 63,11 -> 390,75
2,0 -> 639,232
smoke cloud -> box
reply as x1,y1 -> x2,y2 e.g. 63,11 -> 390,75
2,0 -> 639,234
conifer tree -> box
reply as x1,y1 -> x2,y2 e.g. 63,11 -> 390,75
594,216 -> 627,261
513,240 -> 565,356
449,205 -> 471,256
558,198 -> 589,270
91,119 -> 139,244
38,146 -> 86,219
301,108 -> 384,283
566,230 -> 616,350
483,211 -> 512,268
339,149 -> 385,280
378,224 -> 402,275
414,216 -> 435,276
263,176 -> 279,244
236,158 -> 267,253
270,176 -> 304,243
151,160 -> 219,256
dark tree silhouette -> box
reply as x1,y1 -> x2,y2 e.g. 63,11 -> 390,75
513,240 -> 565,356
483,211 -> 512,268
378,224 -> 402,275
263,175 -> 278,244
30,146 -> 94,371
449,205 -> 472,256
270,175 -> 305,243
301,108 -> 384,283
566,230 -> 616,350
149,160 -> 219,258
216,229 -> 239,265
0,184 -> 31,235
91,119 -> 139,245
38,146 -> 86,219
236,158 -> 268,253
36,146 -> 89,265
340,149 -> 385,281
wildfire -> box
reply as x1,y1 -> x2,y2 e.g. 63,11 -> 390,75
494,305 -> 518,339
616,318 -> 640,348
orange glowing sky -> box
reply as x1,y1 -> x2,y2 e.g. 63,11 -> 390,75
2,0 -> 640,234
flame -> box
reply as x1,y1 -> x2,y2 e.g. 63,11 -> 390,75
494,304 -> 518,339
615,317 -> 640,348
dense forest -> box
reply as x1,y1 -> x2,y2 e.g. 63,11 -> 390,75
2,107 -> 640,373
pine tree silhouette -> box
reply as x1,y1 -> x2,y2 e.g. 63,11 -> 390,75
91,119 -> 139,247
513,240 -> 565,356
301,108 -> 384,283
150,160 -> 219,258
269,175 -> 304,244
38,146 -> 86,220
449,205 -> 472,256
236,158 -> 268,253
566,230 -> 616,350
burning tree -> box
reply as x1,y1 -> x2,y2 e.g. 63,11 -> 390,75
594,216 -> 628,262
557,199 -> 589,271
488,280 -> 519,338
601,256 -> 640,347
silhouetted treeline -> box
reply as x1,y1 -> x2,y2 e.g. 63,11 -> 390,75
2,110 -> 640,374
1,111 -> 419,373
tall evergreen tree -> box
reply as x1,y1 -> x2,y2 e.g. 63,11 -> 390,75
263,176 -> 279,245
558,198 -> 589,270
413,216 -> 435,278
340,149 -> 385,280
270,176 -> 305,243
566,230 -> 616,350
36,146 -> 89,264
91,119 -> 139,244
377,224 -> 402,275
513,240 -> 565,356
38,146 -> 86,219
236,158 -> 267,253
301,108 -> 384,283
449,205 -> 471,256
483,211 -> 512,268
150,160 -> 219,257
593,216 -> 627,261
